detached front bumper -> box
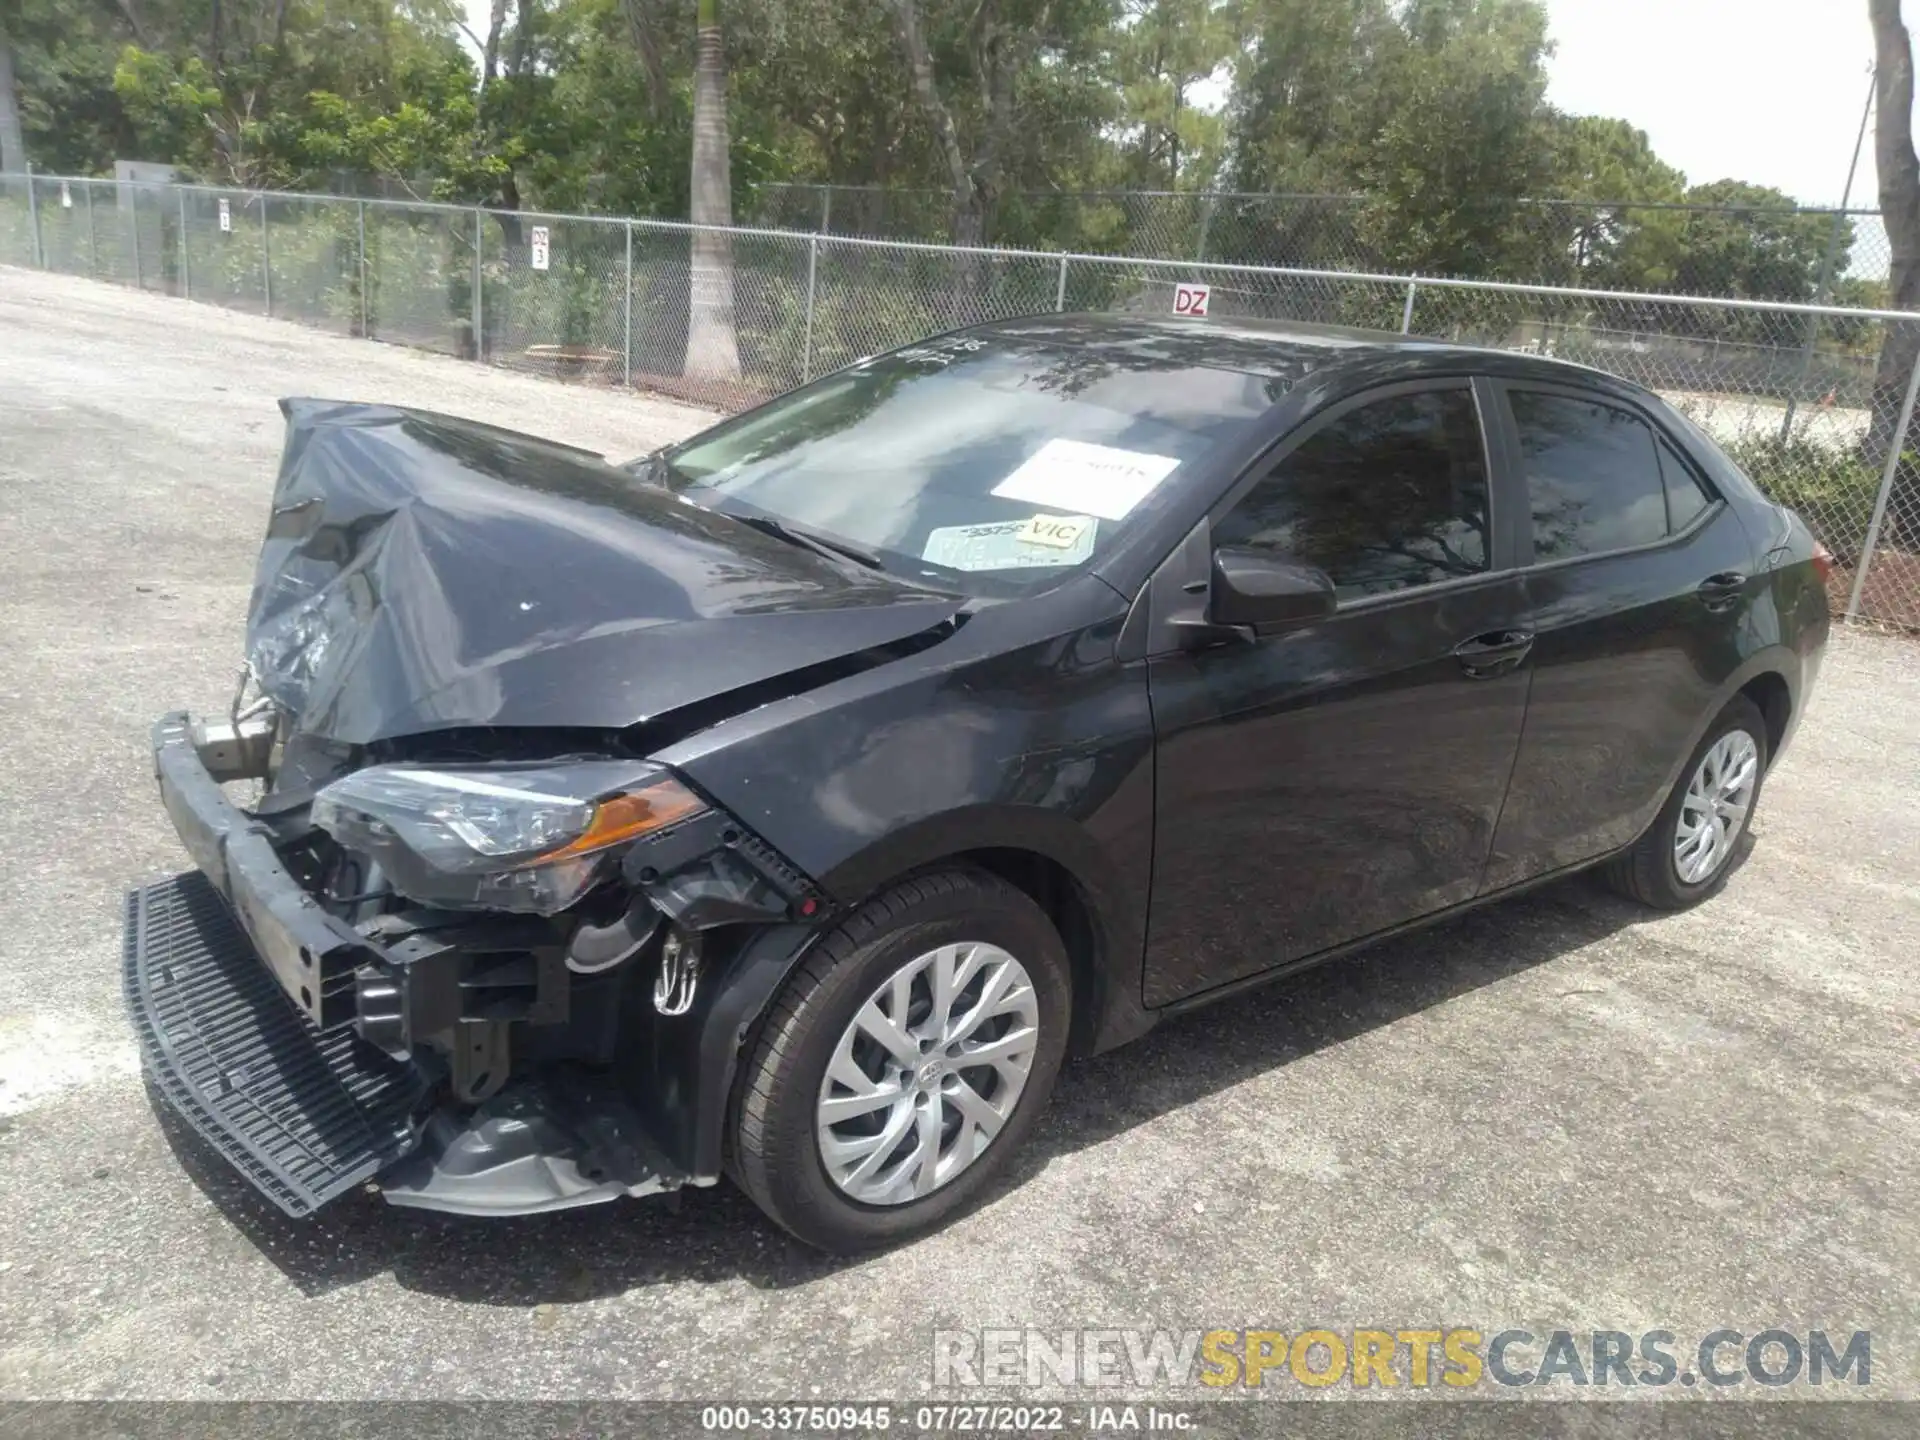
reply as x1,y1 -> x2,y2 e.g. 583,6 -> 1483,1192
147,712 -> 384,1030
123,870 -> 428,1216
126,714 -> 688,1218
126,713 -> 430,1215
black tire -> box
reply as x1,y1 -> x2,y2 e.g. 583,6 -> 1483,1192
729,869 -> 1071,1254
1603,694 -> 1769,910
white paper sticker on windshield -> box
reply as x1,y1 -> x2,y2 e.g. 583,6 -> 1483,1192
922,518 -> 1097,572
990,439 -> 1180,521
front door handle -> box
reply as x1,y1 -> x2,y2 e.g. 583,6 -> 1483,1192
1697,571 -> 1748,611
1453,629 -> 1534,679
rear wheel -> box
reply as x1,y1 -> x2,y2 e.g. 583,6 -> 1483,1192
729,869 -> 1070,1253
1604,695 -> 1768,910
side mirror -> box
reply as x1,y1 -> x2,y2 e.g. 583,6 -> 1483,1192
1209,546 -> 1337,628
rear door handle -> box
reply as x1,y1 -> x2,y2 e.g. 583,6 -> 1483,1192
1453,629 -> 1534,679
1697,571 -> 1747,611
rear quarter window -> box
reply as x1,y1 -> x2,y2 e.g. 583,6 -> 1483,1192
1657,436 -> 1714,532
1653,402 -> 1775,512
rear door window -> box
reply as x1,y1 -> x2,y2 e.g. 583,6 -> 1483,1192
1508,391 -> 1670,561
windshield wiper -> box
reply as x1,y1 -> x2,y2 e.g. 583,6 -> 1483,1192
724,510 -> 888,572
624,449 -> 678,488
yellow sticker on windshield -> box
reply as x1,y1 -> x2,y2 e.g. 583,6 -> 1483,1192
1015,513 -> 1095,550
921,517 -> 1098,571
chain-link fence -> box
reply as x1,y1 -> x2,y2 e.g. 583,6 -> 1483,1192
743,184 -> 1888,304
3,171 -> 1916,630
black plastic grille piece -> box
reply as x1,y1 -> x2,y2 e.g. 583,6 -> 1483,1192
122,871 -> 427,1217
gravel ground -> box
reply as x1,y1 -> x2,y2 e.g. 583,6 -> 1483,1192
0,266 -> 1915,1406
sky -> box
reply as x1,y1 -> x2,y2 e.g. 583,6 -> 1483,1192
459,0 -> 1886,209
1540,0 -> 1879,207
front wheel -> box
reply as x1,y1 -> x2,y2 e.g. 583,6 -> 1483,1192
729,869 -> 1071,1253
1604,694 -> 1769,910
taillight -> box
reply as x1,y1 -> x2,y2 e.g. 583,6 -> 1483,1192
1811,541 -> 1836,585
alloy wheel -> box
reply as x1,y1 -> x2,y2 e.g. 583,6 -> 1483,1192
815,942 -> 1040,1206
1673,728 -> 1760,885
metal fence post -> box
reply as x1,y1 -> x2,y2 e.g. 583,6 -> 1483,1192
1846,342 -> 1920,621
1056,255 -> 1069,312
357,200 -> 369,337
1784,74 -> 1875,442
624,218 -> 635,387
1401,277 -> 1419,334
1779,207 -> 1855,443
1194,193 -> 1215,265
261,196 -> 273,316
801,233 -> 819,382
471,208 -> 484,363
26,165 -> 42,268
131,186 -> 142,289
84,180 -> 96,277
178,187 -> 190,300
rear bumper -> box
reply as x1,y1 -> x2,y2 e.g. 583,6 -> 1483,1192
123,871 -> 428,1216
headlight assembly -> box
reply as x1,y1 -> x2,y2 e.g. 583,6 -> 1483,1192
310,759 -> 706,915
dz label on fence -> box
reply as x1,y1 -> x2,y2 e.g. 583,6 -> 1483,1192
1173,282 -> 1211,317
219,198 -> 231,233
530,226 -> 551,271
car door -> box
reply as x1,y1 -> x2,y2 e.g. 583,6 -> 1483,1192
1140,378 -> 1534,1009
1479,381 -> 1761,893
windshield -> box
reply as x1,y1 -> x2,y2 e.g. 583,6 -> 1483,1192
662,331 -> 1280,595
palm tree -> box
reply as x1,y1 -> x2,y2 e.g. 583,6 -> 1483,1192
686,0 -> 740,381
0,26 -> 27,176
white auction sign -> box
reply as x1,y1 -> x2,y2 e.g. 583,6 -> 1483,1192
219,198 -> 231,233
1173,282 -> 1210,317
530,226 -> 551,271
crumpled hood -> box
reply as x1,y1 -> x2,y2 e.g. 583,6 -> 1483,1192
248,399 -> 961,744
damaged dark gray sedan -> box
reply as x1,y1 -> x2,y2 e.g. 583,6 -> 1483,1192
127,315 -> 1829,1252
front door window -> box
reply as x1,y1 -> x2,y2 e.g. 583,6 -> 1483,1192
1213,387 -> 1493,602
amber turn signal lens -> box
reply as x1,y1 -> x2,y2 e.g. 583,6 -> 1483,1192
533,777 -> 707,863
1811,541 -> 1836,586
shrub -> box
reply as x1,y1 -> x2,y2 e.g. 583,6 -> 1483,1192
1722,433 -> 1893,558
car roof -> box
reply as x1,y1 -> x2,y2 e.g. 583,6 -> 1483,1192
965,310 -> 1642,398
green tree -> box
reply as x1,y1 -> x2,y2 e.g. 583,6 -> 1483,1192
104,0 -> 484,191
741,0 -> 924,196
1112,0 -> 1236,189
886,0 -> 1119,246
523,0 -> 688,215
107,1 -> 469,184
1535,114 -> 1687,289
1229,0 -> 1391,194
3,0 -> 146,174
1,0 -> 1899,362
1228,0 -> 1555,277
1669,180 -> 1846,303
1346,0 -> 1554,277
